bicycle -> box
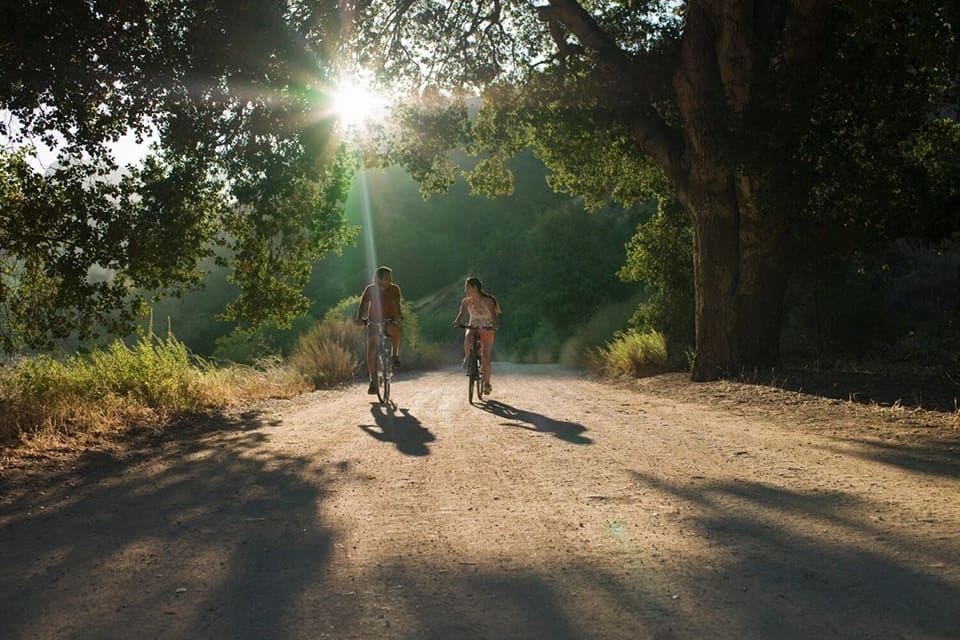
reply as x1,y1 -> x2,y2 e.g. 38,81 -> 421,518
367,319 -> 398,409
458,324 -> 492,404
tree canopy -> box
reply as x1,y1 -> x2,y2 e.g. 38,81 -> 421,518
1,0 -> 355,351
2,1 -> 958,378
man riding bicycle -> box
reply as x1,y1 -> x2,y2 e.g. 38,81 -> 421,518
355,266 -> 403,394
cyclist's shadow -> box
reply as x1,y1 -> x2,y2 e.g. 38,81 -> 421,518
481,400 -> 592,445
361,405 -> 435,456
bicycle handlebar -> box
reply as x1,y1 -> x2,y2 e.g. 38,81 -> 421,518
456,324 -> 495,330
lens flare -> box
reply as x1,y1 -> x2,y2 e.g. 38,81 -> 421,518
332,79 -> 384,128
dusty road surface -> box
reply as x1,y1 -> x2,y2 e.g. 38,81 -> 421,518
2,363 -> 959,640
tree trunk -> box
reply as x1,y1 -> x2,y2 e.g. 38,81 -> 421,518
542,0 -> 831,382
664,1 -> 816,382
684,180 -> 792,381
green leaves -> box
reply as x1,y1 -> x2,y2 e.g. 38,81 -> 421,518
619,197 -> 694,359
0,1 -> 358,352
0,150 -> 145,351
220,167 -> 355,327
381,90 -> 472,198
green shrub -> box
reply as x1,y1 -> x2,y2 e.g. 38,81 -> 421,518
14,334 -> 206,413
558,298 -> 642,368
2,334 -> 208,445
213,328 -> 281,365
589,329 -> 669,378
619,197 -> 695,366
323,295 -> 361,322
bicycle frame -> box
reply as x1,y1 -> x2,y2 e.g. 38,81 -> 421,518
458,324 -> 490,404
368,320 -> 396,407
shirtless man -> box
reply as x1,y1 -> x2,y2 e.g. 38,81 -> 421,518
355,266 -> 403,394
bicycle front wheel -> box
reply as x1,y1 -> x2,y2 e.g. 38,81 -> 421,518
468,353 -> 484,404
467,355 -> 477,404
377,351 -> 390,404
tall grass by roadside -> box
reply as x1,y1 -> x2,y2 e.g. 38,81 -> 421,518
288,317 -> 363,388
0,334 -> 309,448
587,329 -> 669,378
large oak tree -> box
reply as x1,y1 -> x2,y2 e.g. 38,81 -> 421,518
352,0 -> 959,380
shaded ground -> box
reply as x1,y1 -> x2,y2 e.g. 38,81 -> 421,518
1,364 -> 958,639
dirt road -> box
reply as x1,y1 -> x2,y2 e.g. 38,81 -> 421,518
2,363 -> 959,639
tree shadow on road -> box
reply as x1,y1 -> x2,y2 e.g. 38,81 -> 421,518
481,400 -> 592,445
360,405 -> 435,456
0,410 -> 340,640
624,470 -> 960,639
819,436 -> 960,478
736,367 -> 959,413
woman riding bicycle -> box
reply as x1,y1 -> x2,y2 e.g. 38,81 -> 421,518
452,276 -> 501,395
356,266 -> 403,395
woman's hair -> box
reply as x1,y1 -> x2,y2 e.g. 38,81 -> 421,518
465,276 -> 483,292
465,276 -> 500,311
374,266 -> 392,282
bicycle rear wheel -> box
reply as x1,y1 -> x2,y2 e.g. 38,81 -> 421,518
376,350 -> 390,405
468,350 -> 484,404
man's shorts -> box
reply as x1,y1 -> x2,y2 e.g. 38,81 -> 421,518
366,318 -> 400,336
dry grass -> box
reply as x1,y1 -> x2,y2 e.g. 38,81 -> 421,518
288,318 -> 363,388
0,338 -> 309,452
200,357 -> 312,405
176,359 -> 310,408
587,329 -> 669,378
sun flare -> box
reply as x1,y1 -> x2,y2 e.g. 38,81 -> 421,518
332,79 -> 385,128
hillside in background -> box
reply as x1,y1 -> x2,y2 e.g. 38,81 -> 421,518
144,150 -> 650,364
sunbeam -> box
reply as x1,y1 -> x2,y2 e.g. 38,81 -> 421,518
357,164 -> 378,278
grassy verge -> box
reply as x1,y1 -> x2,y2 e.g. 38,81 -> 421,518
587,329 -> 670,378
0,334 -> 309,450
1,310 -> 452,452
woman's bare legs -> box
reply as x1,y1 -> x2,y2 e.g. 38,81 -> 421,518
478,328 -> 495,387
463,330 -> 472,362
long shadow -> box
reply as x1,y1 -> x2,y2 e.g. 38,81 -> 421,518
360,405 -> 435,456
625,471 -> 960,639
0,411 -> 338,640
481,399 -> 592,445
820,437 -> 960,478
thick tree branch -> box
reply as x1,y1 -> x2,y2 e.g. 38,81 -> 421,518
539,0 -> 626,65
538,0 -> 684,176
711,0 -> 755,113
